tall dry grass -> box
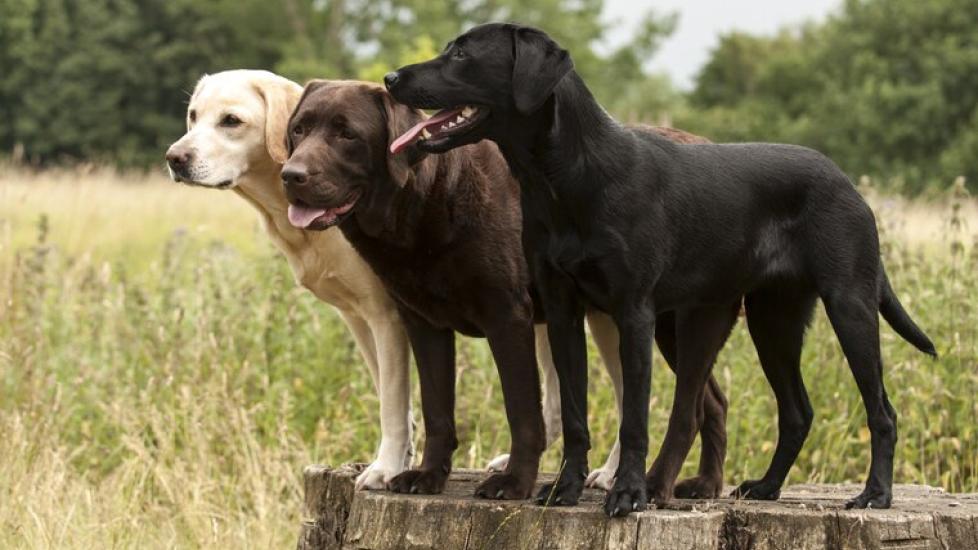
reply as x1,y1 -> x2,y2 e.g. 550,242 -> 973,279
1,166 -> 976,548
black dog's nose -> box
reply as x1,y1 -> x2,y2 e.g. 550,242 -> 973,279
165,147 -> 192,170
281,165 -> 308,186
384,71 -> 400,90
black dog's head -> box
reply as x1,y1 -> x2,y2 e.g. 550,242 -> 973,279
281,80 -> 425,232
385,23 -> 573,155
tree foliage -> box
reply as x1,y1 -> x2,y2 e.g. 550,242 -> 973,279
0,0 -> 676,166
681,0 -> 978,191
1,0 -> 975,192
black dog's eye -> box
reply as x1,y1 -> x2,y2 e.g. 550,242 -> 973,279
450,47 -> 467,61
220,114 -> 243,127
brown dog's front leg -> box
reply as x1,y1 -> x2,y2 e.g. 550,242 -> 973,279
478,306 -> 546,500
388,308 -> 457,495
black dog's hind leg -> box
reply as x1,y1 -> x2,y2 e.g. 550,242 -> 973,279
388,308 -> 457,495
654,305 -> 738,499
645,306 -> 736,505
733,287 -> 817,501
535,275 -> 591,507
603,306 -> 655,517
824,291 -> 896,509
477,300 -> 546,500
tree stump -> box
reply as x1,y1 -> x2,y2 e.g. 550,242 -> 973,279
296,465 -> 978,550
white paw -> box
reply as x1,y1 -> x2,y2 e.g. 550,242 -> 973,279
585,467 -> 616,491
355,461 -> 404,490
485,453 -> 510,472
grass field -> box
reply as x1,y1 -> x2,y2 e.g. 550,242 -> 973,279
1,165 -> 976,548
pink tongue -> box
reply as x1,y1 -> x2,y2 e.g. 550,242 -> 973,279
288,204 -> 328,228
389,108 -> 463,155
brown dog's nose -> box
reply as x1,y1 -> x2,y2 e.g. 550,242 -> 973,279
384,71 -> 400,90
166,147 -> 192,170
281,165 -> 308,186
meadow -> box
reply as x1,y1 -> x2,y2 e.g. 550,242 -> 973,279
1,165 -> 976,548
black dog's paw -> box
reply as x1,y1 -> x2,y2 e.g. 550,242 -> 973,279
674,474 -> 723,499
475,472 -> 534,500
388,468 -> 448,495
845,487 -> 892,509
604,472 -> 648,517
731,479 -> 781,501
536,465 -> 587,507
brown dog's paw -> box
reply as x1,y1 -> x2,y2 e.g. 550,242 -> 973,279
388,468 -> 448,495
474,472 -> 534,500
674,475 -> 723,499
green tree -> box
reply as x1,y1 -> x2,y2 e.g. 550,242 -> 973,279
681,0 -> 978,192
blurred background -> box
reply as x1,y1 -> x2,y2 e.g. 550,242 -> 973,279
1,1 -> 976,548
1,0 -> 977,191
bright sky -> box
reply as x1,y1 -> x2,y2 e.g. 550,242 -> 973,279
602,0 -> 842,89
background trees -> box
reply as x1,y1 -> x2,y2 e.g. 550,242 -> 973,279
1,0 -> 976,192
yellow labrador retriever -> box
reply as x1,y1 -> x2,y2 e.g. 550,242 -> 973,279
164,70 -> 628,491
165,70 -> 412,490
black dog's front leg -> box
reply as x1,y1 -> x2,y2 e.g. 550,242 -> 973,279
535,274 -> 590,507
605,307 -> 654,517
388,307 -> 457,495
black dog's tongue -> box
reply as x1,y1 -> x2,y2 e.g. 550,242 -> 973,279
389,108 -> 464,154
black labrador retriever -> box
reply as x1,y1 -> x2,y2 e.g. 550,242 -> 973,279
386,23 -> 937,516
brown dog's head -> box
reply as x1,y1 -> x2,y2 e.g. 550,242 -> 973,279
281,80 -> 425,232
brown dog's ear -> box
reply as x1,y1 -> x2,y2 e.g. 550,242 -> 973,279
512,27 -> 573,115
254,76 -> 304,164
376,89 -> 426,187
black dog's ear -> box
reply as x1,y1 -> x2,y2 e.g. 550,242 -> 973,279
512,27 -> 573,115
285,80 -> 331,156
376,89 -> 426,187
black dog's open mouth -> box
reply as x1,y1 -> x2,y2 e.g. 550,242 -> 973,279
389,105 -> 488,154
287,192 -> 360,230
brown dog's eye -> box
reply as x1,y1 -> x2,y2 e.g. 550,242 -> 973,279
339,127 -> 356,140
292,125 -> 304,137
220,114 -> 243,127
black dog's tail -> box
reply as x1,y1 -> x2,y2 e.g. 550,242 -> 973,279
879,269 -> 937,357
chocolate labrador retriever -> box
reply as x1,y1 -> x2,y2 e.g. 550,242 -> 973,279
385,23 -> 937,516
279,80 -> 736,501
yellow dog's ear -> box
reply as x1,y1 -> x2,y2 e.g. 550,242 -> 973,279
376,88 -> 425,187
254,76 -> 303,164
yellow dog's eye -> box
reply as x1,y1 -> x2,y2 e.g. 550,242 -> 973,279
188,110 -> 197,123
220,114 -> 243,127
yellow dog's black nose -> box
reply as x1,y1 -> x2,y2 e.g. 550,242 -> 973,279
165,147 -> 192,170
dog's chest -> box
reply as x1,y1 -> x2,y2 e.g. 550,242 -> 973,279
357,244 -> 485,336
535,230 -> 622,311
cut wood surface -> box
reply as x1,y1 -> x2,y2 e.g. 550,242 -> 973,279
296,465 -> 978,550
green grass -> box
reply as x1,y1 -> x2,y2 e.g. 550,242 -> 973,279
1,167 -> 976,548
